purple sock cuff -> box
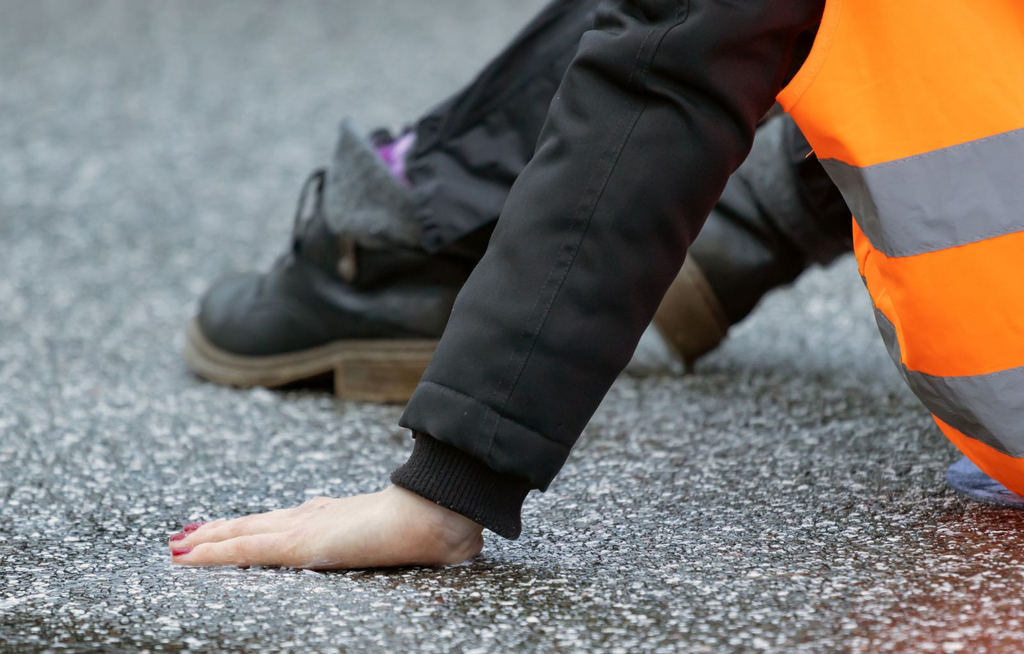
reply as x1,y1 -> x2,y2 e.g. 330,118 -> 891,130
375,132 -> 416,186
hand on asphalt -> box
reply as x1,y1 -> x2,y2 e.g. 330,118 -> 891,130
167,486 -> 484,569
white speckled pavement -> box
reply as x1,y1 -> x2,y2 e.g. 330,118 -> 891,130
1,2 -> 1021,652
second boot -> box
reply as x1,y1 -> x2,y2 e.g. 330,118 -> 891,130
654,115 -> 852,367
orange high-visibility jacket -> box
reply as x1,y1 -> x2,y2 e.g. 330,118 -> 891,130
779,0 -> 1024,490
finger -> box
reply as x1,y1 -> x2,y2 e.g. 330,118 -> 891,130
170,508 -> 296,548
172,532 -> 306,568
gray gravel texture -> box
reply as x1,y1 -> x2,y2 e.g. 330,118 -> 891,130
2,2 -> 1022,653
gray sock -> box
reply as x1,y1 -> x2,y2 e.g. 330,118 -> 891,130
322,120 -> 421,249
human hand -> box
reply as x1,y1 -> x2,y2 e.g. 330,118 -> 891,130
168,485 -> 483,569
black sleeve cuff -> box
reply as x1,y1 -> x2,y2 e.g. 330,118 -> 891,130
390,433 -> 532,539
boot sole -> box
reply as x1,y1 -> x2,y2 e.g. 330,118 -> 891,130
183,318 -> 436,403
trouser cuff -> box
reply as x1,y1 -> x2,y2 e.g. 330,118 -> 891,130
391,433 -> 532,539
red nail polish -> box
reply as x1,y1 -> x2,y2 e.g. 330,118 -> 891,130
171,547 -> 194,557
182,521 -> 204,532
169,532 -> 187,542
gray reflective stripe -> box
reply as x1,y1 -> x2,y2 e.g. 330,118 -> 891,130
821,127 -> 1024,258
874,309 -> 1024,456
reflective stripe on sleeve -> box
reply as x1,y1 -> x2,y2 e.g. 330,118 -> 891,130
822,127 -> 1024,258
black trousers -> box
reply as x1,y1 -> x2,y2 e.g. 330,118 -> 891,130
406,0 -> 846,265
393,0 -> 832,538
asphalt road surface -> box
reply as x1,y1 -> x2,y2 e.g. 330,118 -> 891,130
2,2 -> 1022,652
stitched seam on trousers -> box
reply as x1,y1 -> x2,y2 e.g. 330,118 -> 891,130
447,8 -> 595,140
427,0 -> 591,147
482,2 -> 692,460
418,380 -> 571,454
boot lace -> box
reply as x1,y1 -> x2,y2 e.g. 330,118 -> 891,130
291,168 -> 326,252
289,167 -> 359,282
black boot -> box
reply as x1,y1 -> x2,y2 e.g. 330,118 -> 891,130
187,116 -> 852,399
185,130 -> 476,403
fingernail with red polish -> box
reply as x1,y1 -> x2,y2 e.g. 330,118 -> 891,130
182,521 -> 204,532
171,547 -> 194,557
169,532 -> 187,542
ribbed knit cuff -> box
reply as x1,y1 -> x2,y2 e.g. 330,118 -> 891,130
391,433 -> 532,539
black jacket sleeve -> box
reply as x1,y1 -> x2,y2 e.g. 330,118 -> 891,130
394,0 -> 826,538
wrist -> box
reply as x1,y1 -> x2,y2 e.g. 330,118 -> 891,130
384,485 -> 484,564
390,433 -> 533,539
